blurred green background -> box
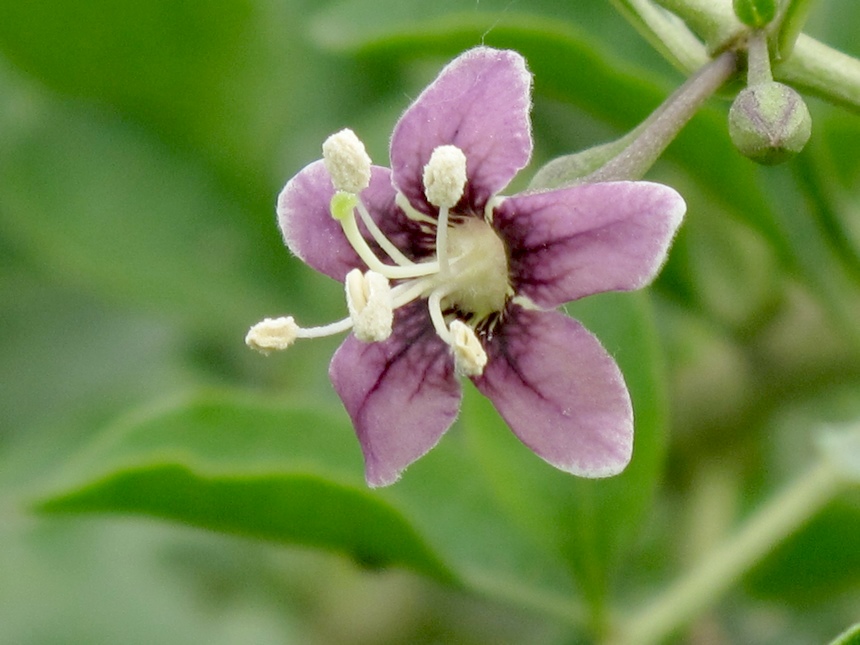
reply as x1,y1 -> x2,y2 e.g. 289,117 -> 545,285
1,0 -> 859,643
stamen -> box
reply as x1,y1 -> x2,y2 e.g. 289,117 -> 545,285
322,129 -> 372,194
511,294 -> 541,311
423,145 -> 466,278
391,276 -> 437,309
437,206 -> 450,275
246,313 -> 358,354
345,269 -> 393,342
296,318 -> 354,338
450,320 -> 488,377
428,289 -> 452,344
245,316 -> 300,354
423,145 -> 467,209
396,192 -> 437,225
484,196 -> 505,224
354,200 -> 415,267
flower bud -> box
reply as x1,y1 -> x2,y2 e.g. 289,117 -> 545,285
732,0 -> 776,28
728,82 -> 811,165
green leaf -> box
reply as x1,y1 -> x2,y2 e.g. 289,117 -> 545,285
0,272 -> 190,479
312,5 -> 673,127
34,394 -> 456,584
381,427 -> 582,622
32,391 -> 579,614
829,623 -> 860,645
666,113 -> 793,268
462,292 -> 667,619
0,0 -> 253,137
744,498 -> 860,606
760,167 -> 860,354
682,202 -> 783,331
0,74 -> 284,327
0,519 -> 303,644
799,124 -> 860,283
743,383 -> 860,608
0,0 -> 364,215
42,466 -> 455,575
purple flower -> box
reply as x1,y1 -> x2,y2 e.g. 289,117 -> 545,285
247,47 -> 685,487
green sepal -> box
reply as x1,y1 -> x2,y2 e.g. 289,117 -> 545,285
529,138 -> 631,190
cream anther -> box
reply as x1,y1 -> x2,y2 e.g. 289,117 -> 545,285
323,128 -> 372,194
245,316 -> 299,354
450,320 -> 487,377
345,269 -> 394,342
423,145 -> 467,208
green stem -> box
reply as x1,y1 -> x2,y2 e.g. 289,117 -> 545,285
611,459 -> 846,645
651,0 -> 745,52
585,50 -> 738,182
649,0 -> 860,111
747,30 -> 773,85
776,34 -> 860,113
772,0 -> 822,59
609,0 -> 708,73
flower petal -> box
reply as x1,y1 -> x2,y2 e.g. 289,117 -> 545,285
390,47 -> 533,214
472,307 -> 633,477
277,161 -> 409,281
329,303 -> 461,487
494,182 -> 685,307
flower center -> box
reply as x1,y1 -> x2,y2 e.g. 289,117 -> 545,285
246,134 -> 511,377
441,216 -> 510,321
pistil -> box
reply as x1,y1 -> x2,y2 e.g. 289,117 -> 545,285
427,289 -> 453,344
